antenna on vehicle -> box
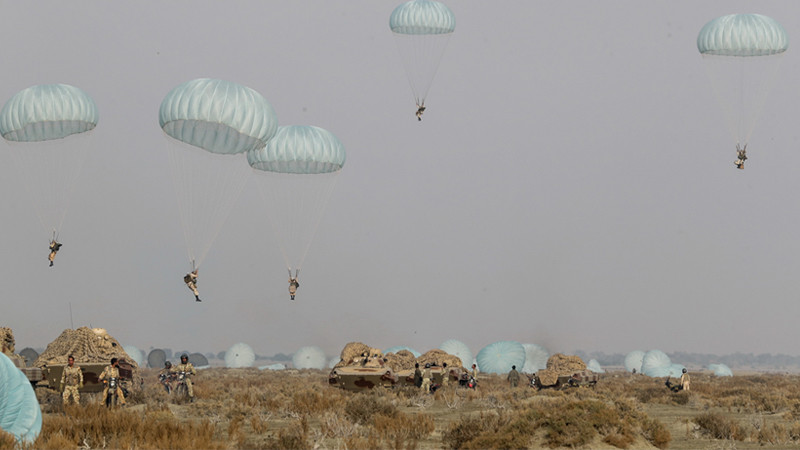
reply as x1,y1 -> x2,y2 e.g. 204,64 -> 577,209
69,302 -> 74,329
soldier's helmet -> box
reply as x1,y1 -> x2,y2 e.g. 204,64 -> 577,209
425,363 -> 431,368
682,368 -> 687,373
165,361 -> 172,368
181,354 -> 188,361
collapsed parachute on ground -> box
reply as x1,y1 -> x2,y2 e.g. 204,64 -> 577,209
476,341 -> 525,374
0,352 -> 41,443
123,345 -> 144,367
624,350 -> 645,373
521,344 -> 549,373
147,349 -> 167,368
587,359 -> 605,373
438,339 -> 472,368
259,363 -> 285,371
641,350 -> 672,377
292,346 -> 327,369
0,84 -> 98,237
697,14 -> 788,164
708,363 -> 733,376
247,125 -> 345,281
390,0 -> 455,111
160,78 -> 278,270
189,352 -> 209,368
224,342 -> 255,368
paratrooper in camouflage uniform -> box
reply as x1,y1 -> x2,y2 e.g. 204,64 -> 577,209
60,355 -> 83,405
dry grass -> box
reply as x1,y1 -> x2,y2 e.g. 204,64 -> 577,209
13,368 -> 800,449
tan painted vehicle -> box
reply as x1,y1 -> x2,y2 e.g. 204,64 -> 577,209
328,365 -> 399,391
10,354 -> 44,386
40,359 -> 135,393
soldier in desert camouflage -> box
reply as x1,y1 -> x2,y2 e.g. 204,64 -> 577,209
60,355 -> 83,405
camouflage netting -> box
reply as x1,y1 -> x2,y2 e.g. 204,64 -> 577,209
1,327 -> 15,353
334,342 -> 376,368
334,342 -> 464,373
546,353 -> 586,373
416,349 -> 464,371
537,354 -> 587,386
383,350 -> 417,371
34,327 -> 139,369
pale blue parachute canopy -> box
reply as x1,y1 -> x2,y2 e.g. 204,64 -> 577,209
160,78 -> 278,155
641,350 -> 672,377
476,341 -> 526,374
0,84 -> 98,142
587,359 -> 605,374
224,342 -> 255,368
708,363 -> 733,376
667,364 -> 686,378
624,350 -> 645,373
0,352 -> 41,443
247,125 -> 345,174
384,346 -> 421,358
697,14 -> 788,57
439,339 -> 472,368
390,0 -> 455,35
123,345 -> 144,367
292,346 -> 327,370
521,344 -> 549,373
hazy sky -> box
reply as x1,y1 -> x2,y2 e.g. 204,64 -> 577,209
4,1 -> 800,361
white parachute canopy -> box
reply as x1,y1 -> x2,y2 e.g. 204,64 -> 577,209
697,14 -> 788,157
247,125 -> 345,276
439,339 -> 472,368
476,341 -> 526,374
384,346 -> 421,358
0,352 -> 42,443
259,363 -> 286,371
708,363 -> 733,376
122,345 -> 144,366
0,84 -> 98,237
390,0 -> 455,109
160,78 -> 278,269
624,350 -> 645,373
521,344 -> 549,373
641,350 -> 672,377
224,342 -> 255,368
292,346 -> 327,370
587,359 -> 605,374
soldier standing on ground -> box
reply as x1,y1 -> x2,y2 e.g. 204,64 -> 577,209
99,357 -> 126,407
680,368 -> 691,391
413,362 -> 422,388
507,365 -> 520,388
441,362 -> 449,389
184,269 -> 200,302
171,354 -> 197,402
60,355 -> 83,405
421,363 -> 432,393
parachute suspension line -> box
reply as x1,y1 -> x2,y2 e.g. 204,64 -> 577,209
165,138 -> 252,269
256,171 -> 340,274
393,33 -> 453,108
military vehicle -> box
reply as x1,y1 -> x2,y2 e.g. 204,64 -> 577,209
40,359 -> 135,393
328,365 -> 399,391
9,354 -> 44,386
530,369 -> 598,390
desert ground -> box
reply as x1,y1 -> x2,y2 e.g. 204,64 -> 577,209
5,368 -> 800,449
